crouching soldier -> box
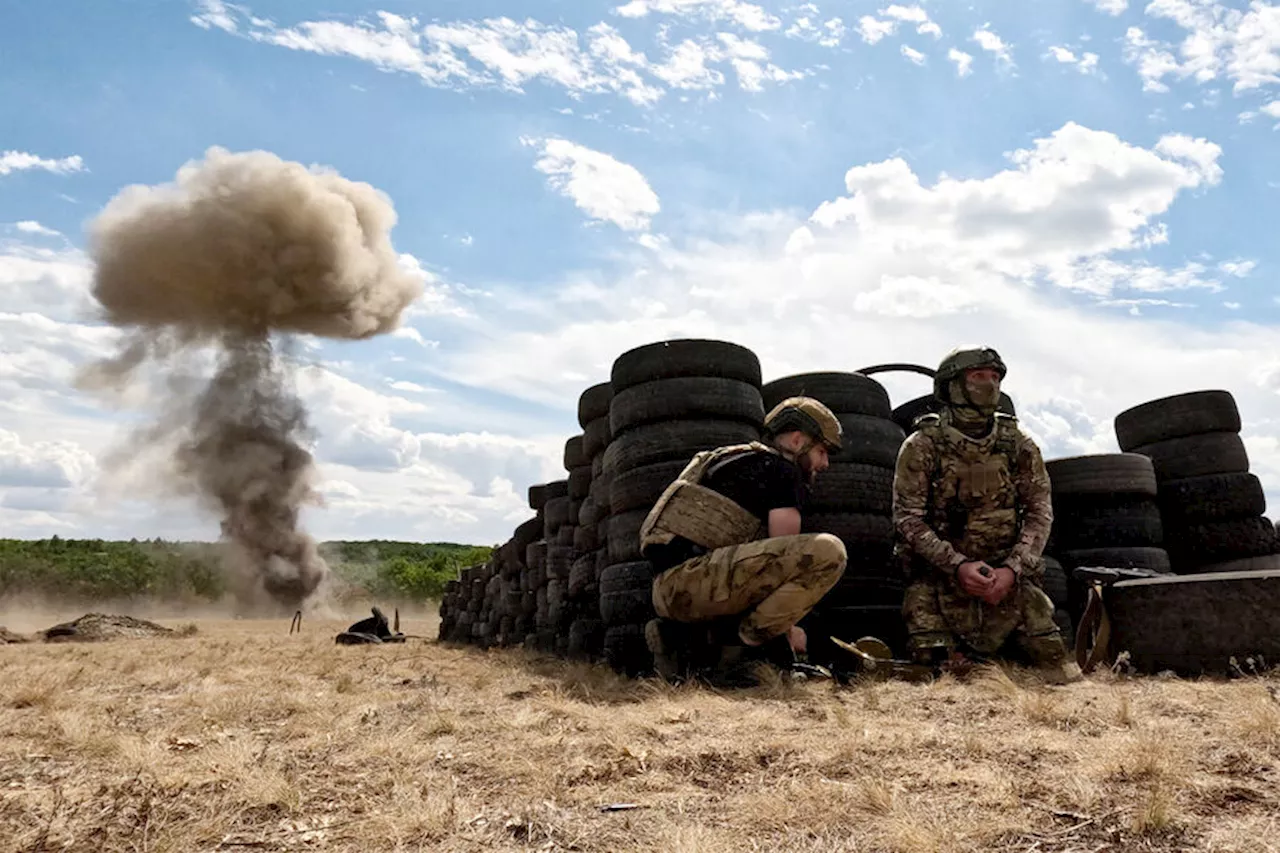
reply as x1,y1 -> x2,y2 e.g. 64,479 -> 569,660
641,397 -> 849,684
894,346 -> 1082,683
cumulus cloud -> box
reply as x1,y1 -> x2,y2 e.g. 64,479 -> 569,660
189,2 -> 805,105
0,428 -> 96,489
0,151 -> 84,177
1122,2 -> 1280,94
972,26 -> 1014,65
900,45 -> 927,66
856,5 -> 941,44
613,0 -> 781,32
948,48 -> 974,77
1047,45 -> 1100,74
1086,0 -> 1129,13
524,137 -> 661,231
13,221 -> 61,236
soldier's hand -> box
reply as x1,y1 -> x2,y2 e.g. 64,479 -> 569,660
981,567 -> 1017,605
957,561 -> 996,597
788,625 -> 807,654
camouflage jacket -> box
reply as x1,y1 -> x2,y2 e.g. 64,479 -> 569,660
892,410 -> 1052,579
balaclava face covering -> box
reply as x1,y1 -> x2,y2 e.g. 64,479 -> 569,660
946,371 -> 1001,436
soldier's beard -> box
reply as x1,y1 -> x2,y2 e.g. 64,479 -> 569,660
964,376 -> 1001,413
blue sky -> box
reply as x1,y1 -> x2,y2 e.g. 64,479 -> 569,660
2,0 -> 1279,545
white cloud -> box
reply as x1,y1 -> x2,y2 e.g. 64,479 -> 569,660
0,428 -> 97,489
0,151 -> 85,177
0,244 -> 97,320
1121,2 -> 1280,94
524,137 -> 661,231
1048,45 -> 1101,74
856,16 -> 896,45
613,0 -> 781,32
972,26 -> 1014,65
785,16 -> 846,47
192,5 -> 806,105
1220,259 -> 1258,277
1264,100 -> 1280,116
13,221 -> 60,237
948,48 -> 974,77
900,45 -> 927,66
856,6 -> 941,45
190,0 -> 239,33
1085,0 -> 1129,13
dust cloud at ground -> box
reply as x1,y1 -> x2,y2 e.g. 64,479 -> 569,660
75,147 -> 422,616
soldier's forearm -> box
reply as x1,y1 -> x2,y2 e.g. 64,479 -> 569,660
896,517 -> 968,575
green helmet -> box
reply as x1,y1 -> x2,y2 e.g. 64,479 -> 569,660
763,396 -> 843,451
933,346 -> 1007,404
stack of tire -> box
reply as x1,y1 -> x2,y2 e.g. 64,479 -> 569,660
1043,453 -> 1173,637
1114,390 -> 1279,574
524,479 -> 569,652
597,339 -> 766,676
566,382 -> 614,661
757,372 -> 908,663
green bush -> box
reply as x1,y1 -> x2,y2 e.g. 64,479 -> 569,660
0,538 -> 492,602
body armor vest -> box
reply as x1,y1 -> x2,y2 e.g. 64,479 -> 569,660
914,411 -> 1023,564
639,442 -> 777,552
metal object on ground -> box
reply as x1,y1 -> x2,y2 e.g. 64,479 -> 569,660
289,610 -> 302,635
829,635 -> 937,682
334,606 -> 407,645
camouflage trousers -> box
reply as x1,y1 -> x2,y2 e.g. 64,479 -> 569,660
652,533 -> 847,645
902,574 -> 1068,665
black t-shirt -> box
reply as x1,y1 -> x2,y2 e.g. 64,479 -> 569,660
642,449 -> 807,571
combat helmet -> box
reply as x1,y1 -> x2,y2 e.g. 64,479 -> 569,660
763,396 -> 843,451
933,346 -> 1007,405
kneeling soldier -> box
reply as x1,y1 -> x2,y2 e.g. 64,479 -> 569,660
641,397 -> 849,684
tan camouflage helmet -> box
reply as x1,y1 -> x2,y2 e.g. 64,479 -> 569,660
933,346 -> 1007,403
763,396 -> 843,451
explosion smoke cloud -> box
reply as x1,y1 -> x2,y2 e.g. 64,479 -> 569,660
81,147 -> 422,612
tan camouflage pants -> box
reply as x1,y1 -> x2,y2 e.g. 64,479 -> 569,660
651,533 -> 847,645
902,574 -> 1067,664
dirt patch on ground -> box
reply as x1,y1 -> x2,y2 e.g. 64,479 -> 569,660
0,628 -> 28,644
39,613 -> 183,643
1,615 -> 1279,851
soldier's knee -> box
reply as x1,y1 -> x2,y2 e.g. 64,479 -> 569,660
809,533 -> 847,572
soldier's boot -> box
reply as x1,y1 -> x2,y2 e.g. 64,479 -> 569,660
711,627 -> 796,688
1022,632 -> 1084,685
645,618 -> 693,684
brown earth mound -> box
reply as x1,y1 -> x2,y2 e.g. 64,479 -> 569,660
41,613 -> 176,643
0,627 -> 29,644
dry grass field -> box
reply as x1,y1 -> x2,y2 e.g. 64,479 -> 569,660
3,607 -> 1280,853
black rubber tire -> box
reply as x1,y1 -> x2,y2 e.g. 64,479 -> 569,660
1114,390 -> 1241,452
544,497 -> 572,536
761,372 -> 891,418
807,463 -> 894,514
572,523 -> 599,553
1056,546 -> 1171,573
599,561 -> 657,627
1041,556 -> 1069,608
1192,554 -> 1280,574
603,623 -> 654,677
555,524 -> 575,547
513,517 -> 543,552
818,574 -> 906,609
579,496 -> 605,528
610,377 -> 765,437
1105,570 -> 1280,675
830,415 -> 905,468
564,436 -> 587,470
1157,472 -> 1266,522
1050,500 -> 1163,550
528,480 -> 569,512
568,554 -> 596,598
609,459 -> 686,515
1045,454 -> 1157,497
602,419 -> 759,476
583,416 -> 612,459
611,339 -> 762,393
802,512 -> 894,546
567,618 -> 604,660
606,510 -> 647,563
578,382 -> 614,428
525,540 -> 547,572
1166,516 -> 1278,570
1053,608 -> 1074,641
891,393 -> 1017,434
568,466 -> 592,500
1130,432 -> 1249,482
